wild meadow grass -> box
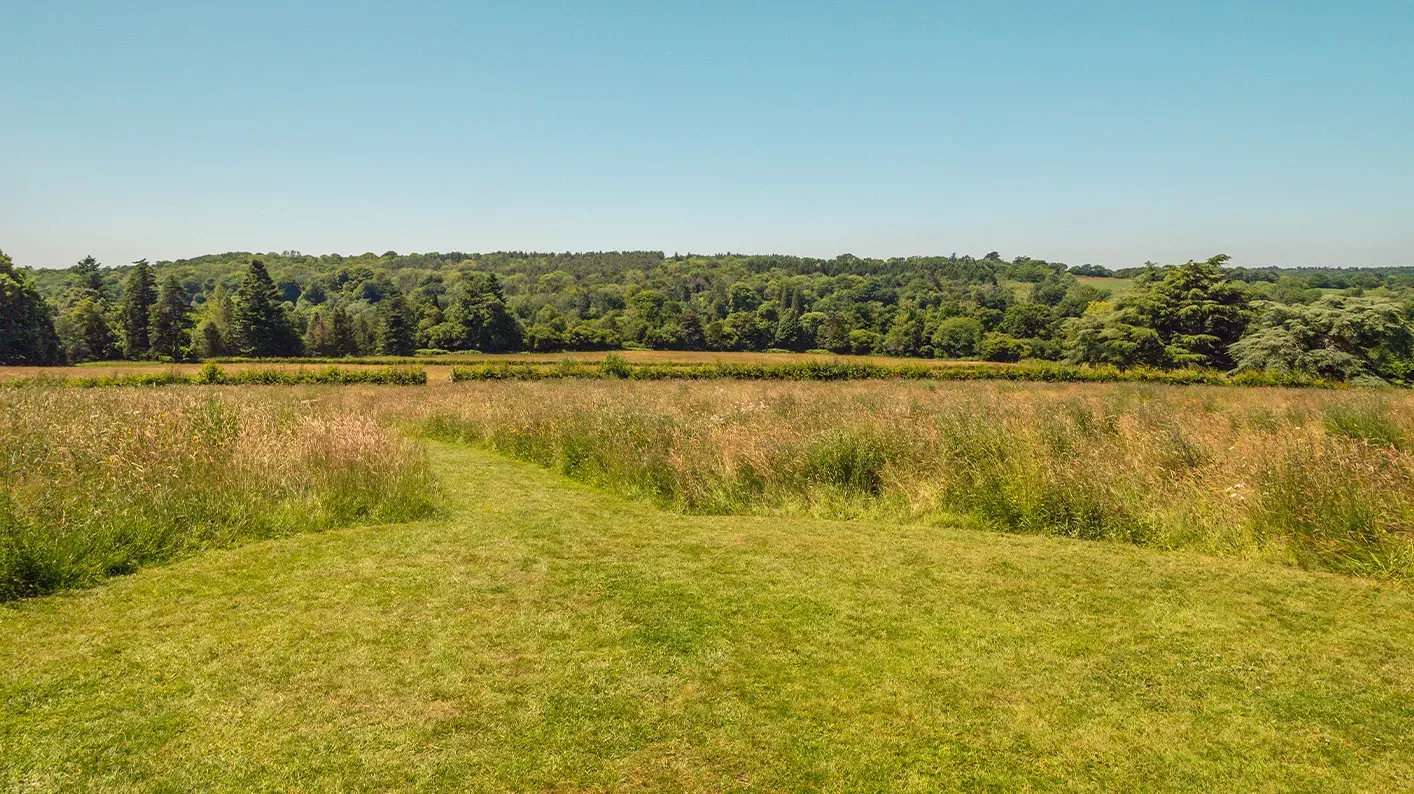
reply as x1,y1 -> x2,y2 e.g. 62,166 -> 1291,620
410,380 -> 1414,578
0,387 -> 435,600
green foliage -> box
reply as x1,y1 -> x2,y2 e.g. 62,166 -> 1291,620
17,247 -> 1414,384
376,293 -> 418,356
931,316 -> 983,357
1065,256 -> 1250,369
232,259 -> 302,357
5,364 -> 427,388
1230,296 -> 1414,383
55,295 -> 117,363
0,250 -> 61,365
118,259 -> 157,358
447,357 -> 1331,387
147,273 -> 194,360
979,332 -> 1027,362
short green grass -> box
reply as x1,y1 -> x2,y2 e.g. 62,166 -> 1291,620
3,443 -> 1412,792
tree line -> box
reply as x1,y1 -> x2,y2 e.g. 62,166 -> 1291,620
4,248 -> 1413,383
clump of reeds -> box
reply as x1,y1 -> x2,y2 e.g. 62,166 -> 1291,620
0,387 -> 435,600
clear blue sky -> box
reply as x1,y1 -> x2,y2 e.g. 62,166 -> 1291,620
3,0 -> 1411,269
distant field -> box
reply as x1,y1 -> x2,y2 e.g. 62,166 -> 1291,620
1075,275 -> 1137,294
0,351 -> 987,383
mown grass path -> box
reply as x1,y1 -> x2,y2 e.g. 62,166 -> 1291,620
3,443 -> 1412,792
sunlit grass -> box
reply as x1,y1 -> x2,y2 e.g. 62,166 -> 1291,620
409,380 -> 1414,577
2,443 -> 1410,791
0,387 -> 435,599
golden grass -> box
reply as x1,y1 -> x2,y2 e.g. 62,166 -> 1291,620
0,387 -> 435,599
397,379 -> 1414,577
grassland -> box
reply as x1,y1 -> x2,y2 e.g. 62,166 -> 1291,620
3,441 -> 1411,792
3,375 -> 1413,791
410,380 -> 1413,578
0,387 -> 434,599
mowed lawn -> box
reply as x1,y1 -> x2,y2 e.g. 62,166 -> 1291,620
3,443 -> 1412,792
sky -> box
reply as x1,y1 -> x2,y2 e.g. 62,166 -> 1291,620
2,0 -> 1411,270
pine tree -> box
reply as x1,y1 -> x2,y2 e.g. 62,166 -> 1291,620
377,293 -> 417,355
232,259 -> 300,357
56,255 -> 116,362
66,255 -> 105,306
119,259 -> 157,358
147,273 -> 193,360
329,305 -> 358,356
0,249 -> 62,365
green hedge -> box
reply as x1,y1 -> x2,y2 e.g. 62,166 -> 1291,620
3,365 -> 428,388
448,359 -> 1338,388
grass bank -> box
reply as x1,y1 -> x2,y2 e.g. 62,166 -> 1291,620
418,380 -> 1414,578
2,442 -> 1410,791
0,387 -> 435,600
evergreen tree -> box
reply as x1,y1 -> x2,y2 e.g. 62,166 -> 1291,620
119,259 -> 157,358
0,249 -> 62,365
147,273 -> 193,360
56,255 -> 116,362
232,259 -> 300,357
65,255 -> 105,306
329,305 -> 358,355
377,293 -> 417,355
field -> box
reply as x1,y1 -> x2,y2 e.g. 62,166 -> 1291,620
0,351 -> 994,385
4,373 -> 1414,791
1074,275 -> 1138,295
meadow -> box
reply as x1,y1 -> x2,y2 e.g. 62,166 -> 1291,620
409,380 -> 1414,578
3,372 -> 1414,790
0,387 -> 433,599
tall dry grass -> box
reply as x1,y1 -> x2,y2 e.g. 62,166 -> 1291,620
0,387 -> 435,600
407,380 -> 1414,577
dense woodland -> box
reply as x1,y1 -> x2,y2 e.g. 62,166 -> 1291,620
4,248 -> 1414,383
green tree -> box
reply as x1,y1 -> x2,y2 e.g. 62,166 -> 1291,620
65,255 -> 106,305
147,273 -> 193,360
377,293 -> 418,356
428,274 -> 523,352
1064,256 -> 1249,369
0,249 -> 62,365
232,259 -> 301,357
194,284 -> 236,358
1062,304 -> 1168,367
932,316 -> 983,358
1230,296 -> 1414,383
56,296 -> 117,363
119,259 -> 157,358
56,256 -> 116,362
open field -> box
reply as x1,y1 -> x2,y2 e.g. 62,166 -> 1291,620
3,441 -> 1412,792
4,379 -> 1413,791
407,380 -> 1414,578
1074,275 -> 1138,295
0,352 -> 990,384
